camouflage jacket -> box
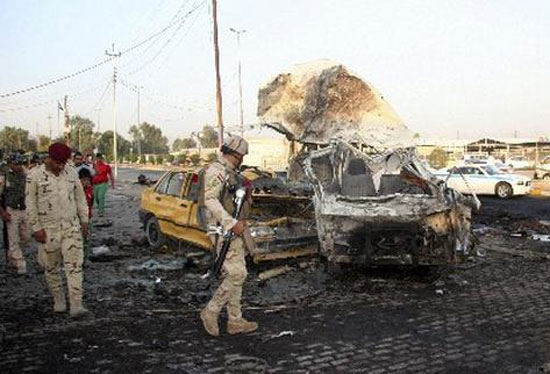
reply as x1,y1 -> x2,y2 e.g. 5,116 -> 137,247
203,154 -> 246,233
0,169 -> 27,210
25,164 -> 89,233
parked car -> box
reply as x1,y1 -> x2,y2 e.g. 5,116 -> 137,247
434,165 -> 531,199
534,156 -> 550,180
506,156 -> 530,169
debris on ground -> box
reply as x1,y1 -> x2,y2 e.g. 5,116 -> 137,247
258,265 -> 292,281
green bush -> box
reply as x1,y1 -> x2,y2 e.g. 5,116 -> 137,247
139,155 -> 146,164
206,152 -> 217,162
148,155 -> 156,165
428,148 -> 449,169
189,153 -> 201,166
127,153 -> 138,163
156,154 -> 164,165
166,154 -> 175,163
176,153 -> 187,165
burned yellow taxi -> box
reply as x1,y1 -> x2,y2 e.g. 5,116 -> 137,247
139,167 -> 318,262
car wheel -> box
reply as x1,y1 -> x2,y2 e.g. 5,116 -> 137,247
543,174 -> 550,181
145,216 -> 167,249
495,182 -> 513,199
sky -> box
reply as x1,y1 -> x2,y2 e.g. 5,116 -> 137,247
0,0 -> 548,145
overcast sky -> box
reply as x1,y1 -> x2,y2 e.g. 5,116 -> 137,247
0,0 -> 548,143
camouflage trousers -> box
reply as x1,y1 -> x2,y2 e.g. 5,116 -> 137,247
206,236 -> 247,321
6,207 -> 29,273
37,224 -> 85,303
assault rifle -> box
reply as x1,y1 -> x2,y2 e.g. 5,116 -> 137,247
202,187 -> 247,280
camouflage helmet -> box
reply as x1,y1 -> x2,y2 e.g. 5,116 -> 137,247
222,134 -> 248,156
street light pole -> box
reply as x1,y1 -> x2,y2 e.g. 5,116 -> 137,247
105,43 -> 121,178
230,27 -> 246,136
212,0 -> 224,148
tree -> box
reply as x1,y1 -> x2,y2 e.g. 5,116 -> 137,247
69,115 -> 97,153
199,125 -> 218,148
189,153 -> 201,165
206,152 -> 217,162
166,154 -> 175,163
173,137 -> 197,151
148,155 -> 156,164
428,148 -> 449,169
127,154 -> 138,163
139,155 -> 146,164
129,122 -> 169,154
97,131 -> 131,160
156,154 -> 164,165
0,127 -> 35,153
37,135 -> 51,152
176,153 -> 187,165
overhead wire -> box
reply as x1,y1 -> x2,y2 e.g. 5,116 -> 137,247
127,0 -> 206,76
0,0 -> 202,99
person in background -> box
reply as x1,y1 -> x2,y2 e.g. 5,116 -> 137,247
78,168 -> 94,260
74,152 -> 95,177
0,154 -> 30,274
92,153 -> 114,217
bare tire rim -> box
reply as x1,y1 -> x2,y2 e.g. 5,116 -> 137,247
497,184 -> 511,198
147,220 -> 160,245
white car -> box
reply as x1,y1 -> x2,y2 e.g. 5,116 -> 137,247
435,165 -> 531,199
506,156 -> 530,169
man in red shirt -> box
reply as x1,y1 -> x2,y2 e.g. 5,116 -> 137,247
92,153 -> 114,216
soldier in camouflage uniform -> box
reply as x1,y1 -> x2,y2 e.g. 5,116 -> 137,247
0,154 -> 30,274
200,135 -> 258,336
26,143 -> 90,317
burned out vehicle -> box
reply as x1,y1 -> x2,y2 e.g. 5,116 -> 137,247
139,167 -> 318,263
302,141 -> 479,266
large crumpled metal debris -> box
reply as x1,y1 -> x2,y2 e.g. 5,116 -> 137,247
258,60 -> 414,148
303,141 -> 480,266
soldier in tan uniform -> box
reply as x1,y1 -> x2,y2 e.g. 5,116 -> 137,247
200,135 -> 258,336
26,143 -> 90,317
0,154 -> 30,274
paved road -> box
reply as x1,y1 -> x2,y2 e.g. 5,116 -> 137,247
479,195 -> 550,220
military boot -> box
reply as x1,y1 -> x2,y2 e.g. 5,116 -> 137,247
227,319 -> 258,335
200,308 -> 220,336
69,298 -> 89,318
53,291 -> 67,313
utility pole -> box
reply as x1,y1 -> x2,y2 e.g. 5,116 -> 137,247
106,43 -> 121,178
136,85 -> 142,157
212,0 -> 224,148
56,101 -> 61,138
230,27 -> 246,136
94,108 -> 101,132
63,95 -> 70,146
47,115 -> 52,140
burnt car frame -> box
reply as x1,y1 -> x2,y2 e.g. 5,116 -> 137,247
302,140 -> 479,266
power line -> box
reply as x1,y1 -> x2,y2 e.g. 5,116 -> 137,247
127,0 -> 206,76
0,0 -> 204,99
0,57 -> 115,99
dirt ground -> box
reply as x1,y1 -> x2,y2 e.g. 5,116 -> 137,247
1,168 -> 550,373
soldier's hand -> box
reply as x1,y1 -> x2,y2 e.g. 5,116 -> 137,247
231,220 -> 246,236
82,224 -> 89,239
1,211 -> 11,222
34,229 -> 47,243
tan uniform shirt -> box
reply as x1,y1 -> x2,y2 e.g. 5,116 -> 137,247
203,154 -> 238,233
25,164 -> 89,233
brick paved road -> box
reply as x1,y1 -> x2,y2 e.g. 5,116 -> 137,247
2,245 -> 550,374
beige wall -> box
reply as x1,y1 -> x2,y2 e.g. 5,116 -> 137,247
245,136 -> 289,171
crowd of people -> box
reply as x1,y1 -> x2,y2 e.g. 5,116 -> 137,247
0,144 -> 114,317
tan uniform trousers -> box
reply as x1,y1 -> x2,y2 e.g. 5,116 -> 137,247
6,207 -> 29,272
37,224 -> 84,303
206,236 -> 247,321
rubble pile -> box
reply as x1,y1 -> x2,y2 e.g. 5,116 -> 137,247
257,60 -> 414,148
